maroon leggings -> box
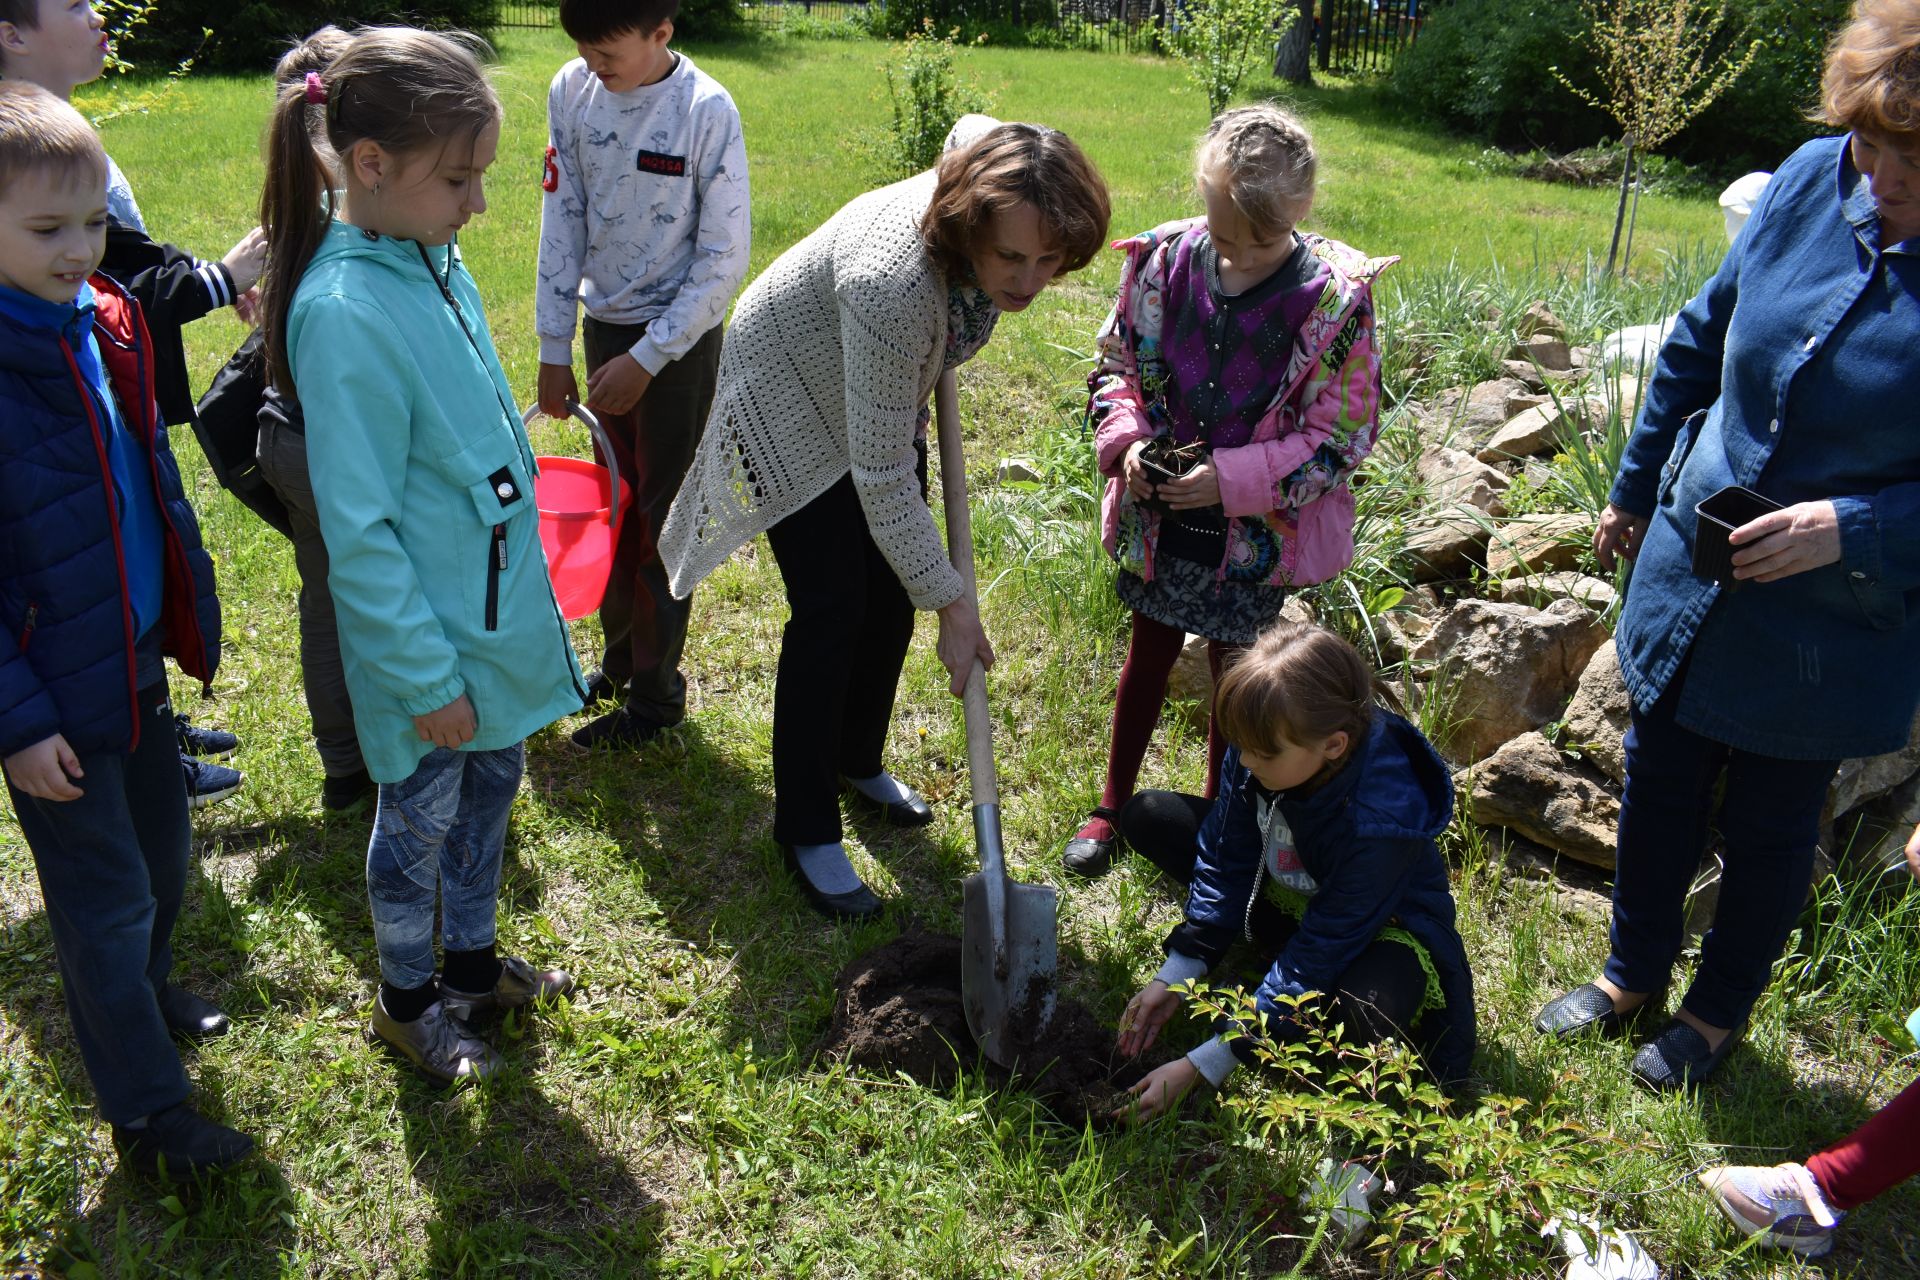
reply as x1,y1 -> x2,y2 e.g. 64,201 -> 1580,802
1805,1073 -> 1920,1211
1080,611 -> 1241,840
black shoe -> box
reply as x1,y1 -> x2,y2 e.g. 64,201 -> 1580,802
175,715 -> 239,760
582,669 -> 623,708
1533,982 -> 1663,1039
842,777 -> 934,827
570,707 -> 666,751
779,843 -> 882,921
1061,806 -> 1123,878
1632,1018 -> 1744,1091
112,1102 -> 255,1178
156,984 -> 230,1041
321,767 -> 376,813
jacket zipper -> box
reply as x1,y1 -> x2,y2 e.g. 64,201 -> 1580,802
17,603 -> 38,652
486,523 -> 506,631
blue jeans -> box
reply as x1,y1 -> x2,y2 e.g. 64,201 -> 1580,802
1603,671 -> 1838,1030
6,683 -> 192,1124
366,744 -> 522,990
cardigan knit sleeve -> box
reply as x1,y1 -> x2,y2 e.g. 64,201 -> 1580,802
837,268 -> 967,611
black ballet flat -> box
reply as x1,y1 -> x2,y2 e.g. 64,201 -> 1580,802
1061,806 -> 1123,879
841,778 -> 935,827
779,843 -> 883,921
1631,1018 -> 1744,1091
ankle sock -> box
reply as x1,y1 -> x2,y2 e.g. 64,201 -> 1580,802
382,977 -> 441,1023
792,842 -> 864,896
442,946 -> 502,995
1074,814 -> 1117,843
846,771 -> 912,806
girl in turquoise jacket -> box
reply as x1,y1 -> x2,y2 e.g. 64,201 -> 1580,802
259,28 -> 584,1085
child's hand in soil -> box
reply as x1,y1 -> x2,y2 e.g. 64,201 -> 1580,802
1113,1058 -> 1199,1124
1117,980 -> 1180,1056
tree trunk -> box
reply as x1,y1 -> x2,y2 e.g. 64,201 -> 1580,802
1274,0 -> 1314,84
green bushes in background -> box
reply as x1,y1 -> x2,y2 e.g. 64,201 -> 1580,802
1391,0 -> 1850,174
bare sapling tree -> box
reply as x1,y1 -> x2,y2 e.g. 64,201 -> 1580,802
1554,0 -> 1759,274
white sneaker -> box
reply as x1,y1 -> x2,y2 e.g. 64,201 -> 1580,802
1543,1212 -> 1662,1279
1697,1162 -> 1841,1258
1299,1157 -> 1387,1247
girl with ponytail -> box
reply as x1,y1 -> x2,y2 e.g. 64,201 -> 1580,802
261,26 -> 586,1085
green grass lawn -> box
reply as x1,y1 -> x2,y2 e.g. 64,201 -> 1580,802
4,23 -> 1916,1280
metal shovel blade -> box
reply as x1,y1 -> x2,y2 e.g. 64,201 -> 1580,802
960,813 -> 1059,1070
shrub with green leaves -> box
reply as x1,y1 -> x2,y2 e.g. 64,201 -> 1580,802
875,22 -> 995,180
1166,0 -> 1298,118
114,2 -> 504,72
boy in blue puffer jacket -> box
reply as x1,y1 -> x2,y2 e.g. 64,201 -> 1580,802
1112,619 -> 1476,1120
0,83 -> 252,1178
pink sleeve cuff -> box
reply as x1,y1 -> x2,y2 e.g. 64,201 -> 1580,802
1214,437 -> 1316,517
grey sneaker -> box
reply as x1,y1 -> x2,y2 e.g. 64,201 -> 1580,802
1697,1162 -> 1840,1258
440,955 -> 575,1020
369,994 -> 502,1084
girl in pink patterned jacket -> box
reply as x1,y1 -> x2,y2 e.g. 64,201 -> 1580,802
1061,104 -> 1396,877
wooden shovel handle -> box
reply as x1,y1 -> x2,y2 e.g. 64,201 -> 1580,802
932,370 -> 999,818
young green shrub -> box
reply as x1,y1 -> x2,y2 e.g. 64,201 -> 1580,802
1166,0 -> 1299,118
1185,982 -> 1635,1278
875,22 -> 995,180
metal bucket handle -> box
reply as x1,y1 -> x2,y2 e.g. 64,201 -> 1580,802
521,399 -> 621,531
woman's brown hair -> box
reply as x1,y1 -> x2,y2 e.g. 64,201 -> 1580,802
259,26 -> 500,394
1214,620 -> 1398,761
1821,0 -> 1920,136
921,122 -> 1111,282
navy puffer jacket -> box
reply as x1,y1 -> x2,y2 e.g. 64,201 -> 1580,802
1169,712 -> 1478,1086
0,275 -> 220,759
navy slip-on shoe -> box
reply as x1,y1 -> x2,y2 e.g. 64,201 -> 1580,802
842,779 -> 935,827
1533,982 -> 1664,1039
1632,1018 -> 1744,1091
780,843 -> 883,921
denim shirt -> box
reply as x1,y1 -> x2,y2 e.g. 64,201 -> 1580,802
1611,136 -> 1920,759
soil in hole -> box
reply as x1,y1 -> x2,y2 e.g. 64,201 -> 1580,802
816,929 -> 1158,1123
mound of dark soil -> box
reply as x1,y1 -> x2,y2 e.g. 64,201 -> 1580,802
816,930 -> 1153,1123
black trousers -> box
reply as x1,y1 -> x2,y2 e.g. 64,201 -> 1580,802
1119,789 -> 1429,1049
764,452 -> 927,846
581,318 -> 724,726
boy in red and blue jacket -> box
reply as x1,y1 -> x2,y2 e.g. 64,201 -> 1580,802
0,82 -> 251,1179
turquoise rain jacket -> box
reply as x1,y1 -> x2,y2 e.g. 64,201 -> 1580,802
289,221 -> 584,782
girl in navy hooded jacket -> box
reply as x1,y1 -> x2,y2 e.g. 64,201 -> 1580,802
1113,620 -> 1475,1120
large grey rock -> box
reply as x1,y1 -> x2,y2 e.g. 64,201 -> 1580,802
1484,512 -> 1592,578
1829,703 -> 1920,817
1426,378 -> 1529,448
1412,598 -> 1609,762
1417,445 -> 1510,516
1562,639 -> 1629,784
1517,301 -> 1568,341
1407,517 -> 1489,582
1510,332 -> 1574,372
1465,731 -> 1619,868
1475,397 -> 1603,464
1493,571 -> 1618,613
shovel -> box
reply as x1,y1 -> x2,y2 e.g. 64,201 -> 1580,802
932,369 -> 1060,1069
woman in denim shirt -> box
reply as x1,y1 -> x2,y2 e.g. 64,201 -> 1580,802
1535,0 -> 1920,1090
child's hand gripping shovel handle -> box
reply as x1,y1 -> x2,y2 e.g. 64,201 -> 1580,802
933,369 -> 1010,979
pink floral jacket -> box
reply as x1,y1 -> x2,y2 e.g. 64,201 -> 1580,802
1090,218 -> 1395,587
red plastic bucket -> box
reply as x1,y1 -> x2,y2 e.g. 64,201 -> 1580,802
525,403 -> 629,621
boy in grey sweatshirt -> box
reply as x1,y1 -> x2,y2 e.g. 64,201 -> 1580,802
536,0 -> 750,749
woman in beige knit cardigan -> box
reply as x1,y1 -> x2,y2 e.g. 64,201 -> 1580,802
661,118 -> 1110,919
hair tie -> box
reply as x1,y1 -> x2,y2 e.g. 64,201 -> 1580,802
304,72 -> 327,105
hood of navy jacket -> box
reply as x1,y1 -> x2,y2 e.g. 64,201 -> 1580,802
1283,709 -> 1455,861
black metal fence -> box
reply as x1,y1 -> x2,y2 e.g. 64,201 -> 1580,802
497,0 -> 1425,69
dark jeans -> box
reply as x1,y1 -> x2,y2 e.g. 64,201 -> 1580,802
1603,668 -> 1839,1030
581,317 -> 723,726
6,683 -> 193,1124
764,452 -> 927,846
257,414 -> 363,778
1119,789 -> 1428,1048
